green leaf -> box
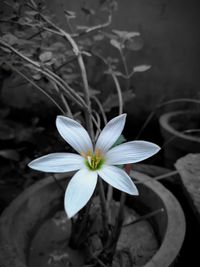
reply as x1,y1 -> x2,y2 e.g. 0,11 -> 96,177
112,134 -> 126,147
88,88 -> 100,97
81,6 -> 95,16
133,65 -> 151,72
63,73 -> 80,84
81,51 -> 92,57
32,73 -> 42,80
39,51 -> 53,62
112,71 -> 124,77
125,36 -> 144,51
93,34 -> 104,41
2,33 -> 18,45
24,11 -> 38,16
76,25 -> 90,31
112,30 -> 140,40
64,10 -> 76,19
110,39 -> 122,50
103,90 -> 135,112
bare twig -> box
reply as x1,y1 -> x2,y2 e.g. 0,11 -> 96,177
157,98 -> 200,107
0,40 -> 87,109
135,110 -> 155,140
9,64 -> 65,114
51,174 -> 65,193
72,14 -> 112,38
110,71 -> 123,115
92,110 -> 101,140
92,52 -> 123,115
162,128 -> 200,149
136,97 -> 200,139
92,95 -> 108,125
119,49 -> 130,91
123,208 -> 165,227
37,12 -> 94,140
134,170 -> 179,184
51,81 -> 73,117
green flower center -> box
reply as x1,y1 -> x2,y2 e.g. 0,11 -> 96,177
83,149 -> 105,171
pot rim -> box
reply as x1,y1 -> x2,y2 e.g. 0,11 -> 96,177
159,110 -> 200,142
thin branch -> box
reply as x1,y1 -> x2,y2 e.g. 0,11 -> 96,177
134,170 -> 179,184
0,40 -> 87,109
135,97 -> 200,139
71,14 -> 112,38
162,128 -> 200,149
92,51 -> 123,115
52,81 -> 73,117
92,95 -> 108,125
91,114 -> 101,134
119,49 -> 130,91
135,110 -> 155,140
9,64 -> 65,114
123,208 -> 165,227
31,64 -> 87,109
54,56 -> 77,72
51,174 -> 65,193
38,12 -> 94,140
92,110 -> 101,141
157,98 -> 200,108
110,71 -> 123,115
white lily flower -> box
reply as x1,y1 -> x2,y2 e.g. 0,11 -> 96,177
28,114 -> 160,218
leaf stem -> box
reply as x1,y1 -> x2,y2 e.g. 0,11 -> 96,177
119,49 -> 130,91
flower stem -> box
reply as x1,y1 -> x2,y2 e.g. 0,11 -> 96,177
106,164 -> 131,256
98,179 -> 109,242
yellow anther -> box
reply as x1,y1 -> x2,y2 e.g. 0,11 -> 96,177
84,149 -> 104,170
81,150 -> 92,158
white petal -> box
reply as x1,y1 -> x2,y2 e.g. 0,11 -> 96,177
98,165 -> 138,195
56,116 -> 93,154
64,169 -> 97,218
106,141 -> 160,165
28,153 -> 84,173
95,114 -> 126,154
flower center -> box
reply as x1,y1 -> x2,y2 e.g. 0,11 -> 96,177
83,149 -> 105,171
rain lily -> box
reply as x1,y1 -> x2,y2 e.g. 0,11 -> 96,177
28,114 -> 160,218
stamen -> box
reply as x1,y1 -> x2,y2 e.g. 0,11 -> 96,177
87,156 -> 92,167
83,149 -> 104,170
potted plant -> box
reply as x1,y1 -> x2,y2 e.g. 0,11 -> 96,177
0,170 -> 185,267
0,0 -> 185,266
159,110 -> 200,168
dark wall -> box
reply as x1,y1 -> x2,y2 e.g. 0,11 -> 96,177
47,0 -> 200,116
1,0 -> 200,116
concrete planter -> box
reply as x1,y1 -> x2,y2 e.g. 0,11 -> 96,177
159,110 -> 200,168
0,171 -> 185,267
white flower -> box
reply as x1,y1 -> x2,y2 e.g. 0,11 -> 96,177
28,114 -> 160,218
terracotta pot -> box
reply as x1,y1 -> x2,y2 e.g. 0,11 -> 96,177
0,171 -> 185,267
159,110 -> 200,168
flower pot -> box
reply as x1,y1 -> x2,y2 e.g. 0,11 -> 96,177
159,110 -> 200,168
0,171 -> 185,267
